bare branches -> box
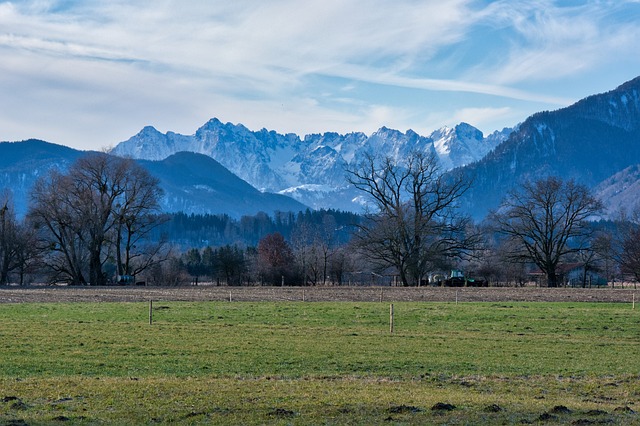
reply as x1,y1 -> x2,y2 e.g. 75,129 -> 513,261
29,154 -> 165,285
346,151 -> 475,286
492,176 -> 602,287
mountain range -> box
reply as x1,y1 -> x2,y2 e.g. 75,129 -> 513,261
112,118 -> 512,211
1,75 -> 639,221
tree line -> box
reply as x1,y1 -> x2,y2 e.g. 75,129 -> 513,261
1,151 -> 640,287
156,208 -> 360,248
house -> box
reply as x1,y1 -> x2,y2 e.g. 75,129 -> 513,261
530,263 -> 607,287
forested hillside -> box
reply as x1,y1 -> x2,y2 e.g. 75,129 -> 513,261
155,209 -> 361,248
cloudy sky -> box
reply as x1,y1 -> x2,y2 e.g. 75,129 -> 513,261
1,0 -> 639,150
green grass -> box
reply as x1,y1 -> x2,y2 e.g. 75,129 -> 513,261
0,301 -> 639,424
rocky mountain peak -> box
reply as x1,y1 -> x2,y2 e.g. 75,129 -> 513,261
455,122 -> 484,140
111,117 -> 511,210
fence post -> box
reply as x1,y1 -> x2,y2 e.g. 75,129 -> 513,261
149,300 -> 153,325
390,303 -> 394,334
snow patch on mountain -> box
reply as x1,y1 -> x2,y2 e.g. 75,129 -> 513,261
594,164 -> 640,216
111,119 -> 512,211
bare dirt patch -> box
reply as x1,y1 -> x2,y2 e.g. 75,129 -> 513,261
0,285 -> 637,304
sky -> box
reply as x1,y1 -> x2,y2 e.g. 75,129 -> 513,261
0,0 -> 639,151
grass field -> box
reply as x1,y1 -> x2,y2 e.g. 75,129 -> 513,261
0,300 -> 639,424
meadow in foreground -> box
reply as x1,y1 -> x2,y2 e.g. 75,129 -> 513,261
0,301 -> 638,424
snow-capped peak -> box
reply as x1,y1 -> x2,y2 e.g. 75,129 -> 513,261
111,118 -> 511,211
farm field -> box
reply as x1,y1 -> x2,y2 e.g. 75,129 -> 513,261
0,285 -> 638,303
0,287 -> 639,424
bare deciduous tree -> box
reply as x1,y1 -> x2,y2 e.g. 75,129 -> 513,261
29,154 -> 165,285
30,170 -> 89,285
0,192 -> 37,285
110,161 -> 168,280
291,215 -> 337,286
492,176 -> 602,287
616,218 -> 640,283
346,151 -> 478,286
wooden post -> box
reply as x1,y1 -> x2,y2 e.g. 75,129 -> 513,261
302,289 -> 306,302
379,289 -> 383,303
455,290 -> 458,305
229,291 -> 232,302
633,293 -> 635,310
390,303 -> 394,334
149,300 -> 153,325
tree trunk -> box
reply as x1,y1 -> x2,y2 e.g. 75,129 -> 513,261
0,249 -> 9,285
115,224 -> 123,278
399,267 -> 410,287
89,245 -> 105,286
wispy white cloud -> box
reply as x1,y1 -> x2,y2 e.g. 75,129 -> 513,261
0,33 -> 142,63
474,0 -> 640,84
0,1 -> 479,91
322,64 -> 573,105
0,0 -> 638,148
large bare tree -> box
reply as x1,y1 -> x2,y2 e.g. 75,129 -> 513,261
29,153 -> 164,285
110,160 -> 168,280
492,176 -> 602,287
0,192 -> 37,285
30,169 -> 90,285
346,151 -> 477,286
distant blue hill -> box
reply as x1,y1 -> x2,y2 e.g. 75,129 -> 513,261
140,151 -> 307,217
0,140 -> 307,218
0,139 -> 86,216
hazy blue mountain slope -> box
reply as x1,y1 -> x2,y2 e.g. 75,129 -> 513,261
456,76 -> 640,220
0,139 -> 86,215
594,164 -> 640,216
140,152 -> 307,217
0,141 -> 306,218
